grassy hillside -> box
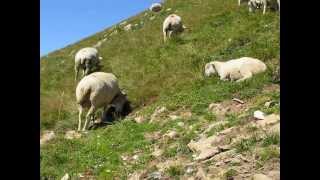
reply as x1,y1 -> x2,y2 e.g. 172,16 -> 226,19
40,0 -> 279,179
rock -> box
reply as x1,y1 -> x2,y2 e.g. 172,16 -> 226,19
134,116 -> 146,123
254,111 -> 265,120
202,121 -> 227,134
61,173 -> 70,180
188,135 -> 225,161
150,16 -> 156,21
231,158 -> 241,164
40,131 -> 55,145
267,170 -> 280,180
177,122 -> 185,127
65,130 -> 82,140
148,171 -> 162,179
252,174 -> 272,180
256,114 -> 280,127
149,3 -> 162,12
150,106 -> 168,122
93,41 -> 103,48
124,24 -> 133,31
163,130 -> 178,139
166,8 -> 172,12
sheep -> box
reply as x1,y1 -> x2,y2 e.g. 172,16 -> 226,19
75,72 -> 127,131
74,47 -> 102,81
163,14 -> 186,42
204,57 -> 267,82
149,3 -> 162,12
248,0 -> 280,14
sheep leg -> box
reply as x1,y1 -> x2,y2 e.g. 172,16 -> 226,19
78,106 -> 83,131
83,106 -> 96,131
236,69 -> 252,82
263,1 -> 267,14
163,29 -> 168,42
238,0 -> 241,6
75,65 -> 79,82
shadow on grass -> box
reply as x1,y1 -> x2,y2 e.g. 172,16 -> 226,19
88,100 -> 133,130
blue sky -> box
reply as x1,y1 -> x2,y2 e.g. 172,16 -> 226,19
41,0 -> 161,56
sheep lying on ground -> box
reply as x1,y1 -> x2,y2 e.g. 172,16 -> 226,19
76,72 -> 128,131
74,47 -> 102,81
163,14 -> 186,42
204,57 -> 267,82
149,3 -> 162,12
248,0 -> 280,14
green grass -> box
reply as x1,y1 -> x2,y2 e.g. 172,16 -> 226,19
40,0 -> 279,178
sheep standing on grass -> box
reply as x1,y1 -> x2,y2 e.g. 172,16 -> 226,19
149,3 -> 162,12
74,47 -> 102,81
248,0 -> 280,14
76,72 -> 128,131
204,57 -> 267,82
163,14 -> 186,42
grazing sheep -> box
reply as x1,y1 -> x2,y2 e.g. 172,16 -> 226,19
74,47 -> 102,81
76,72 -> 127,131
149,3 -> 162,12
248,0 -> 280,14
204,57 -> 267,82
163,14 -> 186,42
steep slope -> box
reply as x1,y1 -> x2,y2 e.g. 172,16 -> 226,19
40,0 -> 279,179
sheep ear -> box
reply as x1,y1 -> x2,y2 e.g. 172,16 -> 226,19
183,25 -> 187,29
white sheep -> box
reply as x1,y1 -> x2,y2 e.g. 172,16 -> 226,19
75,72 -> 127,131
74,47 -> 102,81
204,57 -> 267,82
248,0 -> 280,14
163,14 -> 186,42
149,3 -> 162,12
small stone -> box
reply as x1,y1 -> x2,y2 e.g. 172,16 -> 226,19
166,8 -> 172,11
264,101 -> 275,108
254,111 -> 265,120
40,131 -> 55,145
61,173 -> 70,180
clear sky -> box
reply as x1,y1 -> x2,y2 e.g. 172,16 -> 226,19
41,0 -> 162,56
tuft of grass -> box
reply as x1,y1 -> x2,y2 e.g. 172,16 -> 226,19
262,132 -> 280,147
166,166 -> 183,178
234,134 -> 260,153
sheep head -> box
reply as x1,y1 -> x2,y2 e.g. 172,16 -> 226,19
204,62 -> 217,77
